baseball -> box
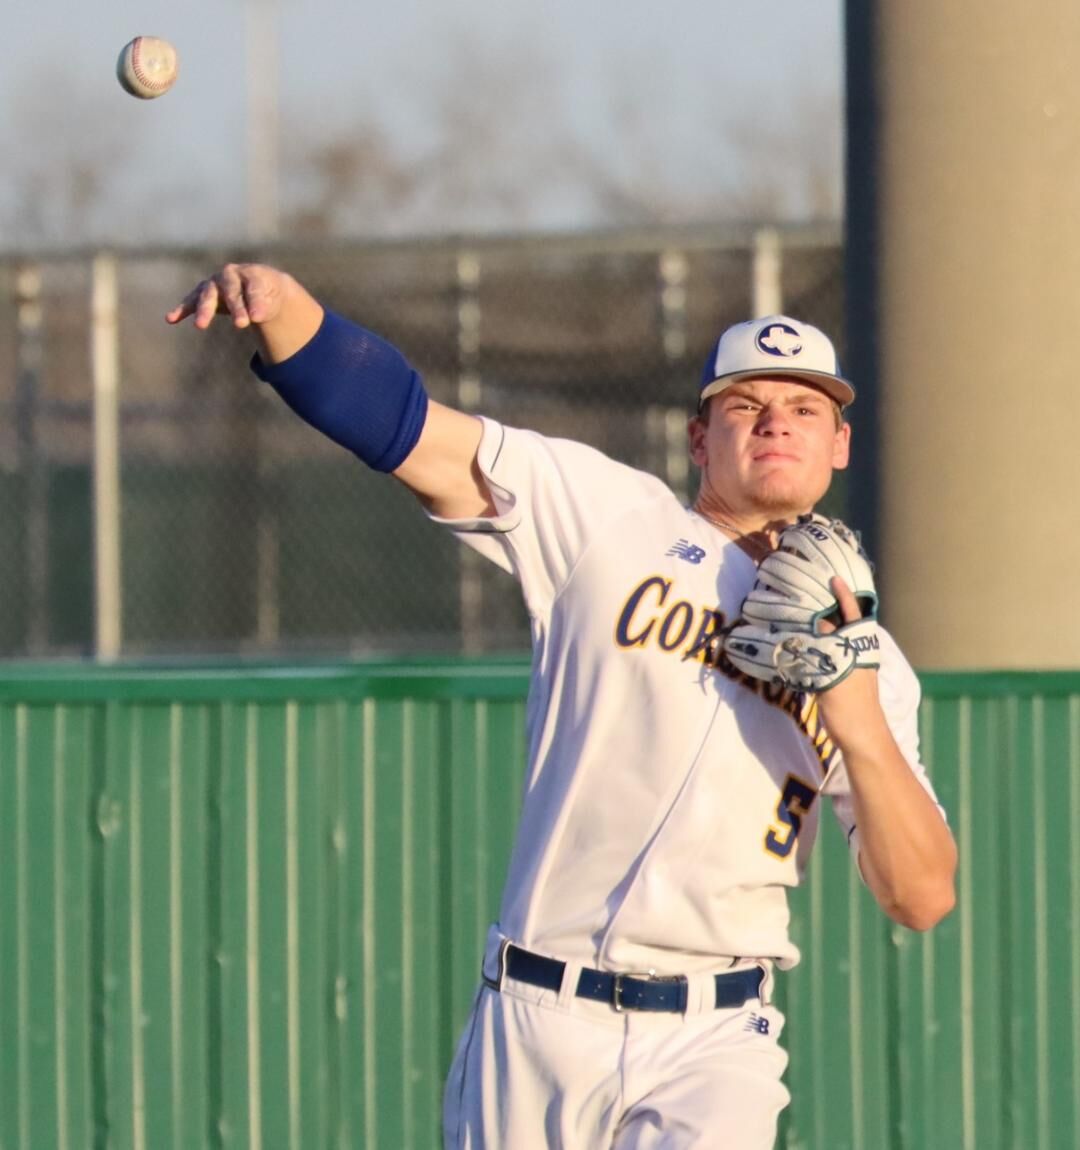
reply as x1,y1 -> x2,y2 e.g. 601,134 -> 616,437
116,37 -> 179,100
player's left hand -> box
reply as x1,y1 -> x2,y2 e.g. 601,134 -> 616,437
810,575 -> 885,740
722,515 -> 881,693
723,572 -> 880,692
818,576 -> 865,637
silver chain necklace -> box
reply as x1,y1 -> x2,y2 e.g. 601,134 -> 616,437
693,507 -> 746,536
693,507 -> 776,561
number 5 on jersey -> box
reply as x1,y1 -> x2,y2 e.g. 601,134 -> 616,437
765,775 -> 818,859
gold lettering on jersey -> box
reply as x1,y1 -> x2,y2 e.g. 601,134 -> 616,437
722,666 -> 840,776
614,575 -> 672,647
657,601 -> 694,651
614,575 -> 841,777
764,773 -> 818,859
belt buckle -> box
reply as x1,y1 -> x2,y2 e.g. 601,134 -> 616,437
612,969 -> 657,1012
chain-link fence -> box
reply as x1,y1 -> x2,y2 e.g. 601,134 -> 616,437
0,224 -> 844,658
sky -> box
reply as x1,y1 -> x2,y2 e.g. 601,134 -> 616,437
2,1 -> 844,248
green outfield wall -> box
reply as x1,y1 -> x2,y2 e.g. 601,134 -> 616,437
0,660 -> 1076,1150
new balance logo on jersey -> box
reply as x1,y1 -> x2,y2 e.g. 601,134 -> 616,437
666,540 -> 706,565
744,1013 -> 770,1035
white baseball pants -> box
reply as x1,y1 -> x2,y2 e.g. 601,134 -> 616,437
443,936 -> 790,1149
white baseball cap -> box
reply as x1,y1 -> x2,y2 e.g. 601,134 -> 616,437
698,315 -> 855,409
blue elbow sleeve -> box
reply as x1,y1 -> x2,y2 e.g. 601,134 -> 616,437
251,309 -> 429,472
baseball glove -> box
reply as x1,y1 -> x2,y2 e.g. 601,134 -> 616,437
723,514 -> 880,691
740,513 -> 877,630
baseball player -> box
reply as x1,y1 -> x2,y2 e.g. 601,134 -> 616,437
168,264 -> 957,1149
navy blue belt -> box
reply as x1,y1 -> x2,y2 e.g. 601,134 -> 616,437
497,944 -> 764,1013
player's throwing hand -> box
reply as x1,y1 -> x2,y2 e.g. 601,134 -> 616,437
166,262 -> 291,330
167,263 -> 325,366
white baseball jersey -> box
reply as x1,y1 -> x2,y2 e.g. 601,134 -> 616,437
431,418 -> 942,975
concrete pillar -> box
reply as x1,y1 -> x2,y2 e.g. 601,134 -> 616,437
845,3 -> 1080,668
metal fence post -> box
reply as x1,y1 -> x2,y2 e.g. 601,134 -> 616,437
752,227 -> 783,317
245,0 -> 280,242
91,252 -> 123,660
456,250 -> 484,652
15,263 -> 47,654
255,407 -> 281,650
653,249 -> 691,501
